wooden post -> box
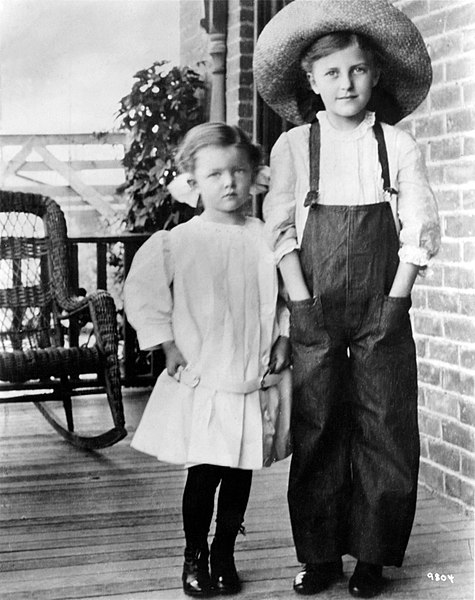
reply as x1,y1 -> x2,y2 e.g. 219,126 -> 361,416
202,0 -> 228,122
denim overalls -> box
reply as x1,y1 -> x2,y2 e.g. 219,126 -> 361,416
288,121 -> 419,567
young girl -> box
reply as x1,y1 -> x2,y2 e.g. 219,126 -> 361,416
124,122 -> 291,597
254,1 -> 440,598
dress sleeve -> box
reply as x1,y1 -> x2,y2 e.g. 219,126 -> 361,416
395,129 -> 441,266
124,230 -> 175,350
263,133 -> 299,264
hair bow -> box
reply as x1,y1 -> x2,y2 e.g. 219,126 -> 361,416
251,165 -> 271,194
167,173 -> 199,207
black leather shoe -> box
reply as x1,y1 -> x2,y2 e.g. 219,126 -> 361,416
293,559 -> 343,595
182,547 -> 214,597
210,555 -> 241,595
210,536 -> 242,595
348,562 -> 384,598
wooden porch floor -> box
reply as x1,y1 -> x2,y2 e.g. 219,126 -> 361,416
1,389 -> 473,600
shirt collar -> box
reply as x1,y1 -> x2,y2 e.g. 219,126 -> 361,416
316,111 -> 376,140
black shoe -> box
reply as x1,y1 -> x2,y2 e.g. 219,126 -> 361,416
293,559 -> 343,595
348,562 -> 384,598
210,542 -> 241,594
182,547 -> 214,597
211,560 -> 241,595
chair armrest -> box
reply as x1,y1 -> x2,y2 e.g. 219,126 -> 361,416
57,290 -> 119,356
86,290 -> 125,429
57,294 -> 90,318
86,290 -> 119,356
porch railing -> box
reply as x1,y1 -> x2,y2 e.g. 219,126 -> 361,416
0,132 -> 126,223
68,233 -> 164,387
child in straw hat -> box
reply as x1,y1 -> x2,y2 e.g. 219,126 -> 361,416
254,0 -> 440,597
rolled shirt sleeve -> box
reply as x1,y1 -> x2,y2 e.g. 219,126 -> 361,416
263,132 -> 300,264
394,128 -> 441,267
124,231 -> 175,350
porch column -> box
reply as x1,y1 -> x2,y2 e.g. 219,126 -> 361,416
202,0 -> 228,122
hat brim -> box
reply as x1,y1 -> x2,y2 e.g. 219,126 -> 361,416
254,0 -> 432,125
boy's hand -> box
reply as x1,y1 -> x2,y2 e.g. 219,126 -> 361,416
161,340 -> 187,376
269,336 -> 291,374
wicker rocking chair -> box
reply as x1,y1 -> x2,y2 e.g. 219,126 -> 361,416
0,190 -> 127,449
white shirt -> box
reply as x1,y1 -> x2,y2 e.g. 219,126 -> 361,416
263,111 -> 440,266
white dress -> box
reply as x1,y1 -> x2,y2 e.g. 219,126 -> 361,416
124,215 -> 290,470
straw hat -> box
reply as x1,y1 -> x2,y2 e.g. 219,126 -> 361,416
254,0 -> 432,125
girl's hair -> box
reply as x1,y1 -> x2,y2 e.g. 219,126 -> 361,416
300,31 -> 382,73
175,122 -> 262,174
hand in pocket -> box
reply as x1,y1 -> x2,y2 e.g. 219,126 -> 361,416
289,297 -> 328,346
378,295 -> 412,346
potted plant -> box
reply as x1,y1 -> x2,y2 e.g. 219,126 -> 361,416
117,60 -> 206,232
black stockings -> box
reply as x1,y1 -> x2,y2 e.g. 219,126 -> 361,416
182,464 -> 252,548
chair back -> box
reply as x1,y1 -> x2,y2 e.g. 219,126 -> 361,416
0,191 -> 72,352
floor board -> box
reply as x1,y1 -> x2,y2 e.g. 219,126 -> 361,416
0,390 -> 473,600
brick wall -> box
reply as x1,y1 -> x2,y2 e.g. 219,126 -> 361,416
393,0 -> 475,512
226,0 -> 255,135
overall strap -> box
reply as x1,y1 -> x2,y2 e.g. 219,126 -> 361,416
373,120 -> 400,235
373,121 -> 398,195
304,120 -> 321,207
304,119 -> 398,207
